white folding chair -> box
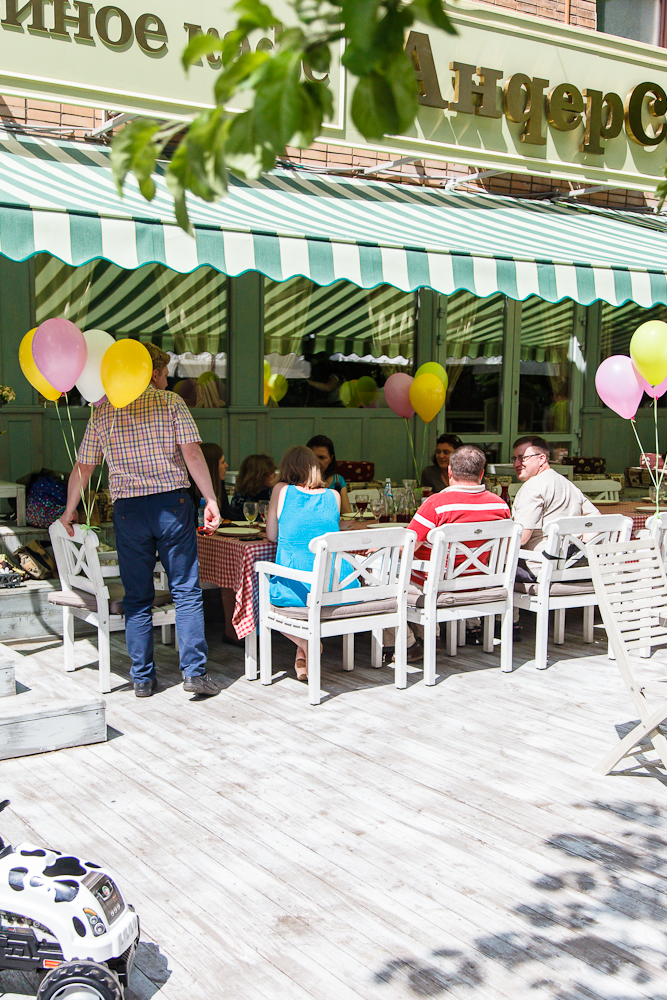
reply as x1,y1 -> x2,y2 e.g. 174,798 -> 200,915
588,538 -> 667,775
255,526 -> 416,705
514,514 -> 633,671
48,521 -> 176,692
576,479 -> 622,503
407,520 -> 522,683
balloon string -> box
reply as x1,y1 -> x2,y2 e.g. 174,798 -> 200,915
630,418 -> 659,499
420,420 -> 428,480
64,393 -> 93,527
404,418 -> 420,483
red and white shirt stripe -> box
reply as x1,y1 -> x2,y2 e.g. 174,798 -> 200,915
409,484 -> 511,586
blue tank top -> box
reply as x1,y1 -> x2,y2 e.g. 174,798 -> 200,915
270,486 -> 360,607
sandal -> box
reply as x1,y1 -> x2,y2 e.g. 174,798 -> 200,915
295,653 -> 308,682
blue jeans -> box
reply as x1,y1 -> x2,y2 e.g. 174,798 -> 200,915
113,490 -> 207,683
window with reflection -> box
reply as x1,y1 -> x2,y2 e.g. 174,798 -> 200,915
263,277 -> 415,407
519,297 -> 575,435
444,291 -> 505,435
597,0 -> 663,45
34,255 -> 228,406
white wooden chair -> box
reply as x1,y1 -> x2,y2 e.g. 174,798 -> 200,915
575,479 -> 622,502
514,514 -> 633,671
255,526 -> 416,705
48,521 -> 176,693
407,520 -> 523,682
587,538 -> 667,775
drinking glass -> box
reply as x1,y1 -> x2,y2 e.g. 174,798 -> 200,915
355,492 -> 369,518
243,501 -> 258,524
369,498 -> 383,522
257,501 -> 269,524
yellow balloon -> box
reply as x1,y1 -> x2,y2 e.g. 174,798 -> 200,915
630,321 -> 667,386
263,379 -> 271,406
100,339 -> 152,408
340,380 -> 360,408
409,372 -> 445,423
356,375 -> 378,406
269,374 -> 288,402
18,328 -> 60,400
263,360 -> 271,381
415,362 -> 448,390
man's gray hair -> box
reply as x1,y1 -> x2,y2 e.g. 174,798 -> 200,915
448,445 -> 486,482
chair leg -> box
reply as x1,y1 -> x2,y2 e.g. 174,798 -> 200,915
259,625 -> 272,685
499,607 -> 513,673
483,615 -> 494,653
423,619 -> 437,686
583,605 -> 594,644
446,620 -> 457,657
457,619 -> 466,646
245,628 -> 258,681
161,624 -> 171,645
594,701 -> 667,775
98,623 -> 111,694
394,620 -> 408,690
63,609 -> 75,672
535,605 -> 550,671
553,608 -> 565,645
174,629 -> 179,654
307,634 -> 322,706
371,629 -> 383,669
342,633 -> 354,671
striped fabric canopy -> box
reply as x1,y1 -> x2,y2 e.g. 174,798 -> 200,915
3,132 -> 667,306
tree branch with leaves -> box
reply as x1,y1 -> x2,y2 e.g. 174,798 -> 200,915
111,0 -> 456,232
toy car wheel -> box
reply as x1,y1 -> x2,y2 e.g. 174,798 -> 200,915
37,961 -> 123,1000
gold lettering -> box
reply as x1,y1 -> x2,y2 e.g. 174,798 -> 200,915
625,82 -> 667,146
580,89 -> 623,154
404,30 -> 447,109
503,73 -> 549,146
50,0 -> 93,41
546,82 -> 584,131
135,12 -> 166,55
183,22 -> 222,67
1,0 -> 49,34
95,5 -> 132,47
449,62 -> 503,119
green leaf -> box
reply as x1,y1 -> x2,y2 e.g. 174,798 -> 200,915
214,50 -> 271,105
338,0 -> 380,49
351,72 -> 399,139
233,0 -> 278,32
182,32 -> 224,71
110,119 -> 163,199
407,0 -> 457,34
385,50 -> 420,134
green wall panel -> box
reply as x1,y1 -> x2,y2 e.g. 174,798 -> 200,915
318,416 -> 364,460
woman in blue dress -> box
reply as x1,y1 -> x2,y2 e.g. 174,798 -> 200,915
266,445 -> 359,681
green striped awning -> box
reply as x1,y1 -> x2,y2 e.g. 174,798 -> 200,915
3,133 -> 667,306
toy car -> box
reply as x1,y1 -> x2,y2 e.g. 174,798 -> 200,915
0,800 -> 139,999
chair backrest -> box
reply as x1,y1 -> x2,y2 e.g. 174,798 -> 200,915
508,482 -> 522,501
307,526 -> 416,608
424,520 -> 523,596
645,514 -> 667,563
538,514 -> 632,585
49,520 -> 107,600
588,538 -> 667,712
576,479 -> 621,502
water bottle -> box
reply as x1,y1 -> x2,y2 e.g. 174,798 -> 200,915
198,497 -> 206,529
381,478 -> 394,522
383,478 -> 393,503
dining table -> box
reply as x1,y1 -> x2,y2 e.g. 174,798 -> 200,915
196,515 -> 382,679
592,502 -> 655,538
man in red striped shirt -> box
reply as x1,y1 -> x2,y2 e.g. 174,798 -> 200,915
384,445 -> 510,663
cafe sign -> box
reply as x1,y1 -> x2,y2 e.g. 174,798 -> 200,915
1,0 -> 667,191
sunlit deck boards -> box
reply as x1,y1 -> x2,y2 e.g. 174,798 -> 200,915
1,615 -> 667,1000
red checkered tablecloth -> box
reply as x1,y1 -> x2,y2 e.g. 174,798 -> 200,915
592,503 -> 651,538
197,533 -> 277,639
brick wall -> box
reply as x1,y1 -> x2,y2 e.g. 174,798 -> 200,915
476,0 -> 596,28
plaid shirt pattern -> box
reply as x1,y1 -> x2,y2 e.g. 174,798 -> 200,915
77,385 -> 201,500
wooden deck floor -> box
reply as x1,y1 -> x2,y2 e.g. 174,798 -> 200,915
2,611 -> 667,1000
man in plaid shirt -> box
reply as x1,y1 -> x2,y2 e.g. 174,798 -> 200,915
59,344 -> 221,698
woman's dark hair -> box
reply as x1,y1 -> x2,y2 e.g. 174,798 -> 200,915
236,454 -> 276,497
307,434 -> 336,478
194,443 -> 223,504
431,433 -> 463,467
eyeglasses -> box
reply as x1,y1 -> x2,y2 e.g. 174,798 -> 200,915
513,452 -> 543,465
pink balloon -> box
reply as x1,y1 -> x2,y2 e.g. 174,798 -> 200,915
595,355 -> 644,419
384,373 -> 415,418
637,369 -> 667,399
92,396 -> 107,406
32,318 -> 86,392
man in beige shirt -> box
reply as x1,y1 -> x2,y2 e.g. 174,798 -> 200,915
512,435 -> 598,579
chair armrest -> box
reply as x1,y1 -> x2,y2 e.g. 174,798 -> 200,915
518,548 -> 543,561
412,560 -> 430,572
254,561 -> 313,584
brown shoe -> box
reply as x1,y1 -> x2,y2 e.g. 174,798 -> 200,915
183,673 -> 221,696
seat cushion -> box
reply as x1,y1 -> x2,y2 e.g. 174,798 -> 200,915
409,586 -> 508,609
514,580 -> 595,597
49,582 -> 172,614
270,598 -> 397,620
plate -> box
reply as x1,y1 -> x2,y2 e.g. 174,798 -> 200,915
593,499 -> 621,506
635,506 -> 659,513
217,526 -> 261,536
